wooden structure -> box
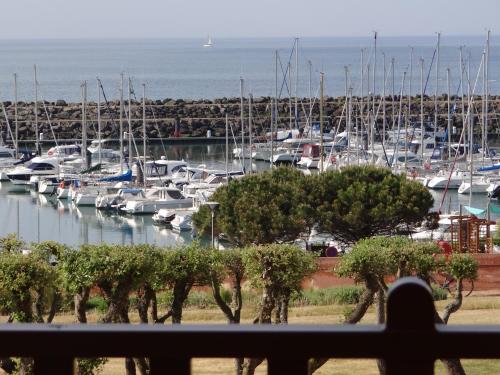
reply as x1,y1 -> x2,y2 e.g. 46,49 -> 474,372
449,214 -> 495,253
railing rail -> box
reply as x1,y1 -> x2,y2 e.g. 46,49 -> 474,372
1,278 -> 500,375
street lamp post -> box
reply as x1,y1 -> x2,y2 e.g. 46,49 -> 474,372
205,201 -> 219,248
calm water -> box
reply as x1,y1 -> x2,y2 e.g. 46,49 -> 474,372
0,36 -> 498,102
0,144 -> 499,247
0,144 -> 271,247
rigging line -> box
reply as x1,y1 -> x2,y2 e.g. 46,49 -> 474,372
147,104 -> 168,157
97,79 -> 118,133
423,48 -> 437,94
277,54 -> 292,99
438,54 -> 485,212
228,116 -> 242,170
0,102 -> 15,147
36,83 -> 59,147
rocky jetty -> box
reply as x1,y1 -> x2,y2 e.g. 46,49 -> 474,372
0,96 -> 498,143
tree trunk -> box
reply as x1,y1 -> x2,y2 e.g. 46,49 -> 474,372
434,303 -> 466,375
47,291 -> 61,323
133,358 -> 149,375
309,277 -> 378,374
100,283 -> 136,375
75,287 -> 90,324
279,296 -> 289,324
136,284 -> 154,324
376,290 -> 387,375
211,274 -> 243,375
442,279 -> 463,324
242,289 -> 274,375
171,281 -> 192,324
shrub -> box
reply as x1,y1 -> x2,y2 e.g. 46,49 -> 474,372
86,296 -> 108,313
432,287 -> 448,301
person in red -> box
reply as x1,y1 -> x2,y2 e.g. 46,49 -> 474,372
437,240 -> 453,255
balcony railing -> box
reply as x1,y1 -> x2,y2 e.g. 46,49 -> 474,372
1,278 -> 500,375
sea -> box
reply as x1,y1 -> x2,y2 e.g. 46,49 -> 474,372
0,36 -> 499,247
0,36 -> 498,102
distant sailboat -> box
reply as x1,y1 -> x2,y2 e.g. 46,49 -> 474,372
203,36 -> 214,48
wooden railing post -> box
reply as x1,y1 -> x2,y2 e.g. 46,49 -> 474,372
385,277 -> 436,375
34,356 -> 74,375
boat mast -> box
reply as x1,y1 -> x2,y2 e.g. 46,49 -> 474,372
295,37 -> 299,129
142,83 -> 147,187
225,114 -> 229,180
360,49 -> 364,125
319,72 -> 324,173
485,30 -> 490,160
459,47 -> 466,148
482,49 -> 487,166
308,60 -> 312,141
420,58 -> 424,162
119,73 -> 124,173
240,76 -> 245,173
434,32 -> 441,148
468,53 -> 473,207
394,71 -> 407,172
272,50 -> 278,167
391,57 -> 396,130
97,79 -> 102,166
288,62 -> 293,131
373,31 -> 377,112
367,63 -> 371,156
81,81 -> 87,166
128,77 -> 133,166
34,65 -> 39,155
348,87 -> 353,167
382,53 -> 386,146
13,73 -> 18,157
447,68 -> 451,161
408,47 -> 413,129
249,93 -> 253,173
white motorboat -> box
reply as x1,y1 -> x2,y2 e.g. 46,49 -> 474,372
152,208 -> 177,225
427,170 -> 469,189
182,174 -> 229,198
296,144 -> 321,169
46,144 -> 81,161
171,211 -> 193,231
121,187 -> 193,215
95,188 -> 145,210
135,158 -> 187,183
7,157 -> 60,185
458,176 -> 491,195
38,176 -> 59,194
272,139 -> 306,164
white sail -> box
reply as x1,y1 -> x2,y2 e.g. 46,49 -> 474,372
203,36 -> 213,48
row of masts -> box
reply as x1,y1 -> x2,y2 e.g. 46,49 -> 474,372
0,32 -> 494,177
233,31 -> 493,173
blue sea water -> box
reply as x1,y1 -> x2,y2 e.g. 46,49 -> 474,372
0,36 -> 497,102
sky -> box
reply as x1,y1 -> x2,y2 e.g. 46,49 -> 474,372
0,0 -> 498,39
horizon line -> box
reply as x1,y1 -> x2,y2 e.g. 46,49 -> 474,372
0,34 -> 495,41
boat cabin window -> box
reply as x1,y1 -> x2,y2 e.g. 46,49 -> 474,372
148,164 -> 167,176
166,189 -> 184,200
29,163 -> 56,171
0,151 -> 14,158
170,165 -> 185,174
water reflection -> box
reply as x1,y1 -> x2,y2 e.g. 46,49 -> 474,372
1,143 -> 499,247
